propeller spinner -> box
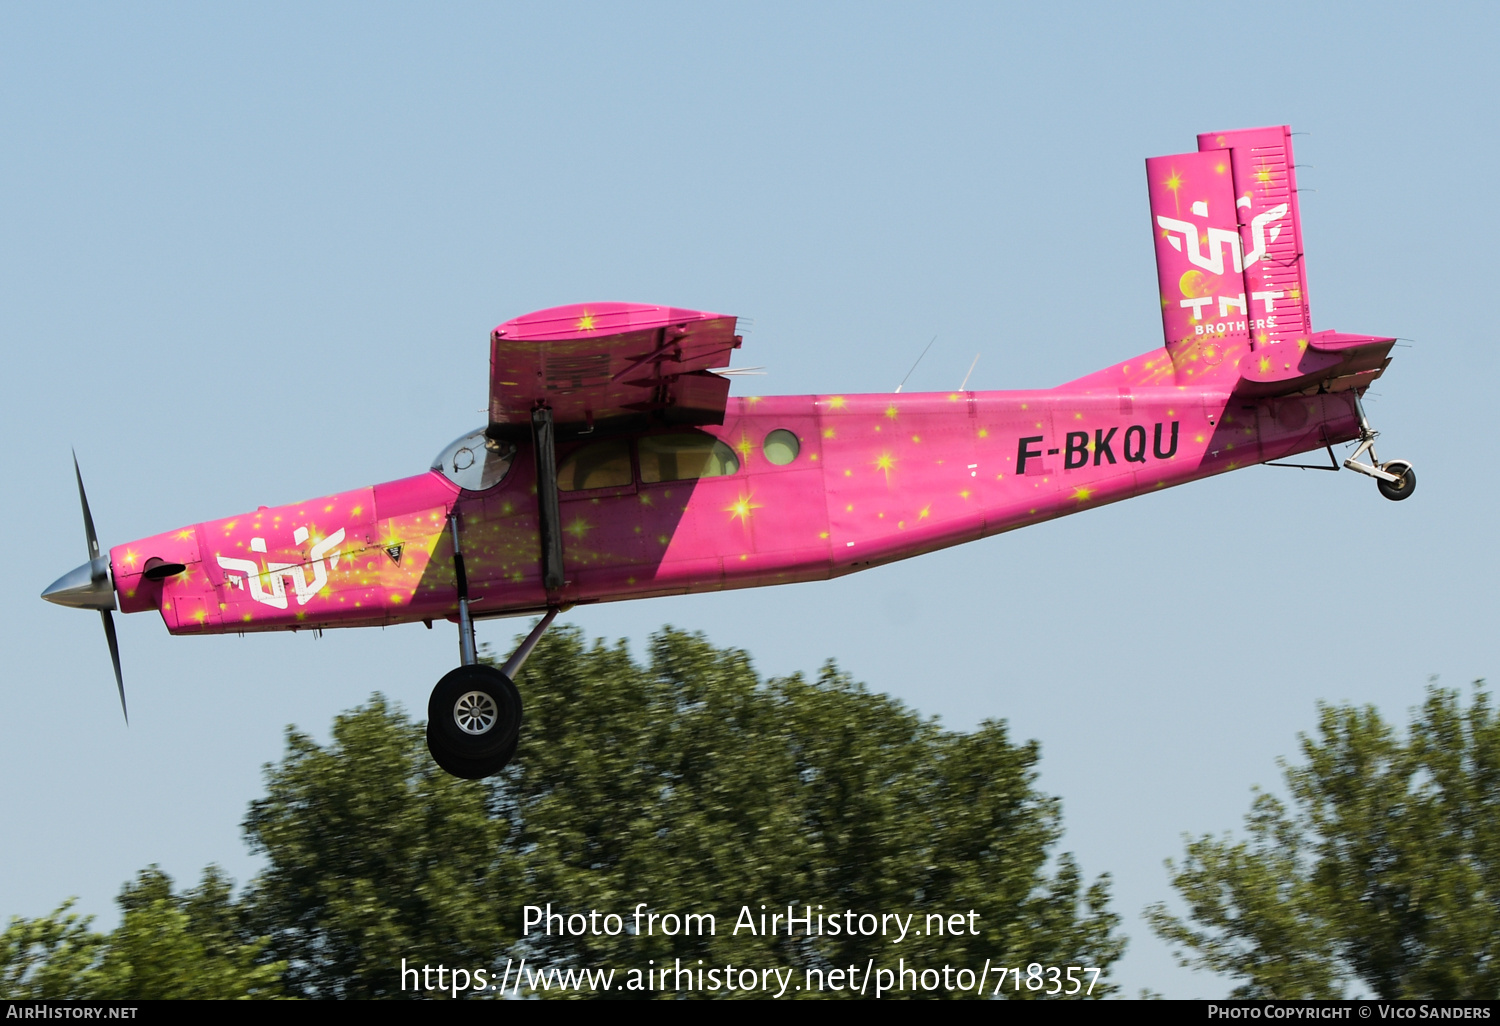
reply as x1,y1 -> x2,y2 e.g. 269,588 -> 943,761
41,453 -> 128,723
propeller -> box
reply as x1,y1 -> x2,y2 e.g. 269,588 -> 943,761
41,452 -> 128,723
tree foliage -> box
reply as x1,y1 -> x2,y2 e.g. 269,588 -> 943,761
6,625 -> 1122,999
0,868 -> 281,999
495,627 -> 1122,996
242,696 -> 515,997
1147,682 -> 1500,999
0,900 -> 105,999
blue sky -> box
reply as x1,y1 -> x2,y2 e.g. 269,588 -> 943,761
3,1 -> 1496,998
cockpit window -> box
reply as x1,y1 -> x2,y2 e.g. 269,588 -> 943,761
557,439 -> 633,491
431,429 -> 516,491
639,433 -> 740,483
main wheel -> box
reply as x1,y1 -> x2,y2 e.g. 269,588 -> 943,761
428,664 -> 522,759
1377,460 -> 1416,501
427,720 -> 518,780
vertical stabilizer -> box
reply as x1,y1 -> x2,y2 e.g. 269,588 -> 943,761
1197,126 -> 1310,351
1145,149 -> 1252,383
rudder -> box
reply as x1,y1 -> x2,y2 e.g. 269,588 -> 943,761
1197,126 -> 1310,351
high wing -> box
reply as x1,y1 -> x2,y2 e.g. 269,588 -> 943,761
487,302 -> 742,439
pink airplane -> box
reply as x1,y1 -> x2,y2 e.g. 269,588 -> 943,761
44,125 -> 1414,778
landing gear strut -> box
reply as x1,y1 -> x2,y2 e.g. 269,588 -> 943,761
1343,391 -> 1416,502
426,511 -> 561,779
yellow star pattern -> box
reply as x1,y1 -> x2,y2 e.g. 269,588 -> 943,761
1163,167 -> 1184,214
725,492 -> 763,526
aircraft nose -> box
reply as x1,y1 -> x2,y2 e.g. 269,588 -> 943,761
42,558 -> 117,611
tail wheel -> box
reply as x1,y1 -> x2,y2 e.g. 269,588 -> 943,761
428,664 -> 522,759
1377,460 -> 1416,501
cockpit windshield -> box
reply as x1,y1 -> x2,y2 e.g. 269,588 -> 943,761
431,428 -> 516,491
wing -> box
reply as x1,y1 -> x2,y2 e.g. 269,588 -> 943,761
488,302 -> 741,439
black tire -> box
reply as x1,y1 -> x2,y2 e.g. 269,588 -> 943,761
1378,461 -> 1416,501
428,664 -> 522,759
426,720 -> 518,780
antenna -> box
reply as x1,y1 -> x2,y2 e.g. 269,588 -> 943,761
895,335 -> 938,393
959,354 -> 980,391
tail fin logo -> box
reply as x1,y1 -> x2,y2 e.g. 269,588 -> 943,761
1156,199 -> 1288,275
1242,200 -> 1289,267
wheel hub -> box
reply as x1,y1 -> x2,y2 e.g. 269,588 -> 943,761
453,690 -> 499,735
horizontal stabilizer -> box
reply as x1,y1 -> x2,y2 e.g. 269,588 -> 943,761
1234,331 -> 1394,398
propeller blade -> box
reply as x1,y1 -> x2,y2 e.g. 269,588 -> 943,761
64,452 -> 126,722
100,609 -> 128,724
72,450 -> 101,564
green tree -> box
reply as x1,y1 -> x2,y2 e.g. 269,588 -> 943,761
242,695 -> 517,998
92,866 -> 284,998
1148,682 -> 1500,999
0,868 -> 281,999
7,626 -> 1123,999
499,626 -> 1122,998
0,901 -> 105,998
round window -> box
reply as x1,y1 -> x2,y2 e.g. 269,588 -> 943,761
763,429 -> 800,466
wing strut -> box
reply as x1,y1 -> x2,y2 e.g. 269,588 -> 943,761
531,406 -> 566,594
448,512 -> 477,666
500,607 -> 561,679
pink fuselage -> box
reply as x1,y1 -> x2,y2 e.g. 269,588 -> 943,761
111,366 -> 1359,635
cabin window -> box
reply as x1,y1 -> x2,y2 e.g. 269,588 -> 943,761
557,439 -> 633,491
763,429 -> 800,466
639,433 -> 740,483
431,429 -> 516,491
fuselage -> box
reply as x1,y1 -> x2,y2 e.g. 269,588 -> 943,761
110,366 -> 1360,635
